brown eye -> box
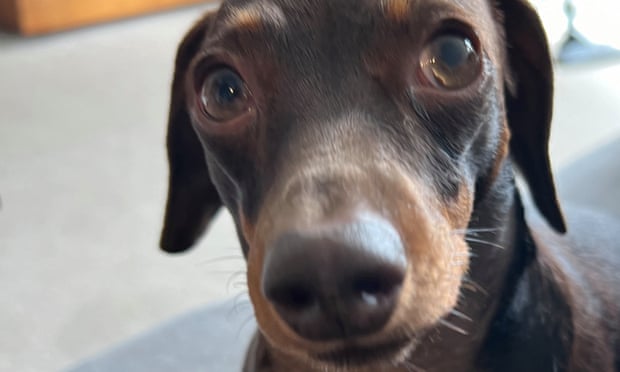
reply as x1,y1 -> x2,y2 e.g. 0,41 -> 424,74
200,68 -> 251,121
420,34 -> 481,90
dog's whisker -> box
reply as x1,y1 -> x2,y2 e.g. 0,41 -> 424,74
464,237 -> 506,250
229,306 -> 252,321
461,277 -> 489,296
453,227 -> 503,234
398,357 -> 426,372
226,270 -> 247,291
450,309 -> 473,322
438,319 -> 469,336
452,228 -> 504,241
230,291 -> 251,314
202,270 -> 246,276
235,314 -> 257,341
408,91 -> 431,122
232,299 -> 252,310
232,281 -> 248,290
232,290 -> 249,301
198,254 -> 245,267
226,302 -> 251,323
403,361 -> 427,372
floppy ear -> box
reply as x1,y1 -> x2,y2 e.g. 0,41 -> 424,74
499,0 -> 567,233
160,12 -> 223,253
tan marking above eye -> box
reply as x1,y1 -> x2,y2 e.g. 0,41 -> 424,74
224,2 -> 287,32
381,0 -> 411,22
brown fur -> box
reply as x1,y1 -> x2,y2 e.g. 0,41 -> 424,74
160,1 -> 620,371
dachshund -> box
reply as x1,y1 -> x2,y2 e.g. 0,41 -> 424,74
159,0 -> 620,370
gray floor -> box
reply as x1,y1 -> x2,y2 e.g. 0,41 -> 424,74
1,4 -> 619,372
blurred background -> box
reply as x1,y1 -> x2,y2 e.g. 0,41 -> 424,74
0,0 -> 619,371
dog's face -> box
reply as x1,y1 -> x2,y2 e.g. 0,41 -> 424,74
161,0 -> 564,369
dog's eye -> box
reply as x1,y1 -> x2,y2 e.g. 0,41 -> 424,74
420,34 -> 480,89
200,68 -> 251,121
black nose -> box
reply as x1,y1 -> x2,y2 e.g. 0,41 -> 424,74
261,214 -> 407,341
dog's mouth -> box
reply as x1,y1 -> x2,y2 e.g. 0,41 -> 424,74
311,335 -> 415,368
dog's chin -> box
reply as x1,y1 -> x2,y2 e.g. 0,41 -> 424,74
308,334 -> 418,371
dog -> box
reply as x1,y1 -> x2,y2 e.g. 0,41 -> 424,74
159,0 -> 620,371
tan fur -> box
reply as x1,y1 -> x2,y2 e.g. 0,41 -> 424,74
381,0 -> 411,22
390,175 -> 470,336
224,3 -> 287,32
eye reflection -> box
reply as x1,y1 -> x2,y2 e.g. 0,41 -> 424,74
200,68 -> 251,122
420,34 -> 481,90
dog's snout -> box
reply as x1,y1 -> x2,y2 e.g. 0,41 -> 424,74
261,214 -> 407,341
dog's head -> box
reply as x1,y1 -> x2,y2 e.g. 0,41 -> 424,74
160,0 -> 564,369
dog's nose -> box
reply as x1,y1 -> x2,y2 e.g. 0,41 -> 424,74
261,214 -> 407,341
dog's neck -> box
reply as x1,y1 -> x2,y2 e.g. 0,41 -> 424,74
475,199 -> 573,372
408,161 -> 573,372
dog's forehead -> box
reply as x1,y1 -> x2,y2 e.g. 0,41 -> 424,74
214,0 -> 494,35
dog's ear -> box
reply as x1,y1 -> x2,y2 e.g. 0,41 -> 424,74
499,0 -> 567,233
160,12 -> 222,253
